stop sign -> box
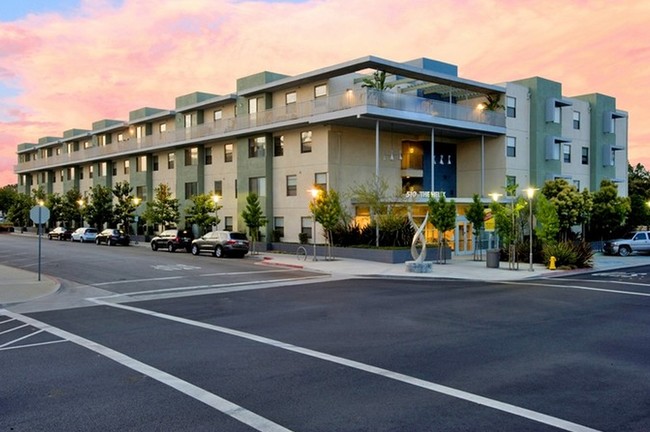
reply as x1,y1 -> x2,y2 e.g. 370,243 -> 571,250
30,205 -> 51,224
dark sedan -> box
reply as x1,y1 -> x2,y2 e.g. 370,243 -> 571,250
150,229 -> 194,253
95,229 -> 130,246
48,226 -> 73,241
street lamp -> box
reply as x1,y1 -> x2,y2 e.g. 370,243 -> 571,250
132,197 -> 141,244
77,198 -> 85,228
308,188 -> 321,261
525,187 -> 538,272
212,194 -> 220,232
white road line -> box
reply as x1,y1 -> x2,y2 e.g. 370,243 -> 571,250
0,308 -> 293,432
0,329 -> 44,348
0,318 -> 16,325
547,277 -> 650,288
0,339 -> 68,351
199,270 -> 292,277
89,299 -> 601,432
92,276 -> 325,302
92,270 -> 304,287
505,281 -> 650,297
0,323 -> 29,335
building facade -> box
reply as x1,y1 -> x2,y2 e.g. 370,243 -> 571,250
14,56 -> 628,254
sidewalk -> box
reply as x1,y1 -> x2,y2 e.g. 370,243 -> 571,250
255,250 -> 650,281
0,265 -> 59,306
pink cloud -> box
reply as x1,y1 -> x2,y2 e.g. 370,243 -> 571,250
1,0 -> 649,187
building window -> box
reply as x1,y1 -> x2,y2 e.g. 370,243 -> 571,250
581,147 -> 589,165
285,92 -> 297,105
248,97 -> 259,114
117,133 -> 124,142
67,167 -> 75,181
55,147 -> 61,156
248,177 -> 266,197
184,182 -> 198,199
248,137 -> 266,158
315,172 -> 327,190
214,180 -> 223,197
100,162 -> 107,177
136,155 -> 147,172
124,160 -> 130,175
167,152 -> 175,169
224,216 -> 233,231
506,175 -> 516,191
563,144 -> 571,163
98,135 -> 106,146
506,96 -> 516,118
136,186 -> 146,200
301,131 -> 312,153
184,147 -> 198,166
301,216 -> 313,239
205,147 -> 212,165
314,84 -> 327,98
60,170 -> 64,182
159,123 -> 167,133
152,155 -> 159,171
573,180 -> 581,190
112,163 -> 117,176
224,143 -> 233,163
274,135 -> 284,157
79,168 -> 84,180
553,106 -> 561,124
52,173 -> 56,183
286,175 -> 297,196
184,114 -> 193,128
274,217 -> 284,239
214,110 -> 222,121
573,111 -> 581,130
89,165 -> 94,179
84,141 -> 91,149
135,126 -> 145,141
506,136 -> 516,157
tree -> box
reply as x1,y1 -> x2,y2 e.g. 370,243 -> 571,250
591,180 -> 630,245
465,194 -> 486,261
310,189 -> 343,259
541,179 -> 588,241
44,193 -> 64,228
534,194 -> 560,246
241,193 -> 268,254
142,184 -> 180,233
626,163 -> 650,230
349,176 -> 396,247
361,70 -> 395,91
7,192 -> 33,228
0,184 -> 18,216
112,181 -> 137,232
60,189 -> 83,228
85,185 -> 114,229
427,195 -> 456,264
185,194 -> 218,235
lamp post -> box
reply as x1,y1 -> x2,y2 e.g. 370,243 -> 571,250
132,197 -> 141,244
525,187 -> 537,272
77,198 -> 84,228
212,194 -> 220,232
309,188 -> 321,261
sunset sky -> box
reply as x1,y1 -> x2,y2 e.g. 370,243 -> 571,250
1,0 -> 648,187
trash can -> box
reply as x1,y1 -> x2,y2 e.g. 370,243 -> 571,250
487,249 -> 500,268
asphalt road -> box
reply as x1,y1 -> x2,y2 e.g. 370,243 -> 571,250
1,235 -> 649,431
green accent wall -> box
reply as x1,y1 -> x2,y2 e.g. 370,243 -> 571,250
236,134 -> 273,238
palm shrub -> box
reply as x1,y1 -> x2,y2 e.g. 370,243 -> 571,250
542,241 -> 594,269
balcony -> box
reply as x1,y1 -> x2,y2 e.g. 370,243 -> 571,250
15,88 -> 505,173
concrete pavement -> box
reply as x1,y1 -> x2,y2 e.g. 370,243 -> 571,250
2,238 -> 648,307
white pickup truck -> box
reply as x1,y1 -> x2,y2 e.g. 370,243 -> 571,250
603,231 -> 650,256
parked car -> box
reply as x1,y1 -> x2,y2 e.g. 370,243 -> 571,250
190,231 -> 249,258
95,228 -> 130,246
71,227 -> 98,243
603,231 -> 650,256
150,229 -> 194,252
48,226 -> 73,241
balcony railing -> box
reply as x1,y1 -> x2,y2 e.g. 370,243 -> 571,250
15,88 -> 505,172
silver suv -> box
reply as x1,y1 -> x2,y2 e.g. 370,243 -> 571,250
190,231 -> 250,258
603,231 -> 650,256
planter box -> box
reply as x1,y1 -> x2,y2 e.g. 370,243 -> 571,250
266,243 -> 451,264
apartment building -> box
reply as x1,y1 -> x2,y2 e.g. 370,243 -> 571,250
14,55 -> 628,254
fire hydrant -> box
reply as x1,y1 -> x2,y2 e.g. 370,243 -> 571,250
549,256 -> 557,270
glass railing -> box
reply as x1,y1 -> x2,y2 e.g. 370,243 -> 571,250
16,88 -> 505,172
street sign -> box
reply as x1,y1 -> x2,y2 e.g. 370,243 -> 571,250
30,205 -> 50,224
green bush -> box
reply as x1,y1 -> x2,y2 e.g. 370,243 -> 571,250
542,241 -> 594,269
298,232 -> 309,244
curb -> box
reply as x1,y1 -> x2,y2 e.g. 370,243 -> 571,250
256,256 -> 305,270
